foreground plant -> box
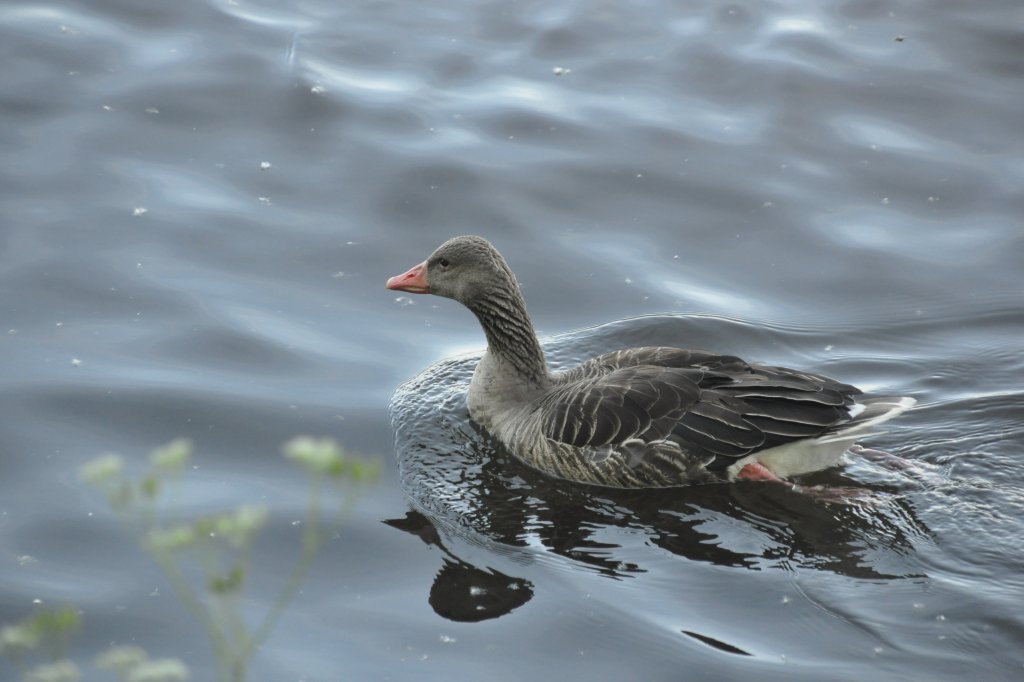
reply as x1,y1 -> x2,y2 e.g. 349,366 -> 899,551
78,436 -> 379,682
0,608 -> 82,681
0,607 -> 193,682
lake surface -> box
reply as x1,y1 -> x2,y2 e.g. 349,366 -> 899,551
2,0 -> 1023,679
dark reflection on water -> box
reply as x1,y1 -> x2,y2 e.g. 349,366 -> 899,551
385,510 -> 534,622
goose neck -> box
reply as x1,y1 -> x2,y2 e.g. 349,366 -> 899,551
469,292 -> 548,388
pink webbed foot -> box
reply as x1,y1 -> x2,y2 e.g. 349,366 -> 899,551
849,444 -> 942,488
849,444 -> 912,468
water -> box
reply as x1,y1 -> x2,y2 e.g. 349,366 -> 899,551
2,0 -> 1022,679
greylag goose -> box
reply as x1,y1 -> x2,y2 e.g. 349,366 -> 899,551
387,235 -> 915,488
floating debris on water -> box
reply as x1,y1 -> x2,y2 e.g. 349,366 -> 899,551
260,161 -> 271,170
552,66 -> 571,76
132,207 -> 148,216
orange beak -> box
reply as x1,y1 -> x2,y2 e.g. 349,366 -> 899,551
386,260 -> 430,294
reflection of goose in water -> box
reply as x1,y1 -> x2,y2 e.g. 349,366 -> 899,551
384,510 -> 533,623
387,236 -> 915,488
388,315 -> 933,591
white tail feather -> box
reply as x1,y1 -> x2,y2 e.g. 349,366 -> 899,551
727,396 -> 916,479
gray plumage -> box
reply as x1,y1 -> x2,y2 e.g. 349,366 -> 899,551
389,235 -> 914,488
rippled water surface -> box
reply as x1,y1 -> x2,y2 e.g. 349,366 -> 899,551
2,0 -> 1023,679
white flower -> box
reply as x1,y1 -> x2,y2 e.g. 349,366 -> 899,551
125,658 -> 190,682
24,660 -> 81,682
96,644 -> 149,671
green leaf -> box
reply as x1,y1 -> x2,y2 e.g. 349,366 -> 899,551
26,608 -> 81,638
146,525 -> 197,552
150,439 -> 192,471
141,476 -> 159,499
208,566 -> 245,594
79,454 -> 123,486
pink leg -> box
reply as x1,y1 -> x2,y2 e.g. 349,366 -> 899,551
736,461 -> 785,482
735,460 -> 881,505
735,456 -> 905,506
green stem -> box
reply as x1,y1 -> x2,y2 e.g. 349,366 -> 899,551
150,548 -> 231,674
243,476 -> 323,658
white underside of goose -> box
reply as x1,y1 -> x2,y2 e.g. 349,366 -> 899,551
726,397 -> 916,480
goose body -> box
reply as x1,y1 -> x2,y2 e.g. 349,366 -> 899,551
387,236 -> 914,488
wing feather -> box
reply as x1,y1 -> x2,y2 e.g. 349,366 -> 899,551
538,346 -> 863,471
539,365 -> 701,447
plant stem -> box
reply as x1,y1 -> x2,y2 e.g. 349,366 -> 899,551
244,476 -> 323,659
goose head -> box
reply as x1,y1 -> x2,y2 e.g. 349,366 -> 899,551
386,235 -> 518,307
387,235 -> 547,385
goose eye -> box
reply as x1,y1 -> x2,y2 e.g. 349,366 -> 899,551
438,258 -> 450,268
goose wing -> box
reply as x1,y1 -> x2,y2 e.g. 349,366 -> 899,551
537,364 -> 710,447
712,365 -> 861,455
539,348 -> 862,467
